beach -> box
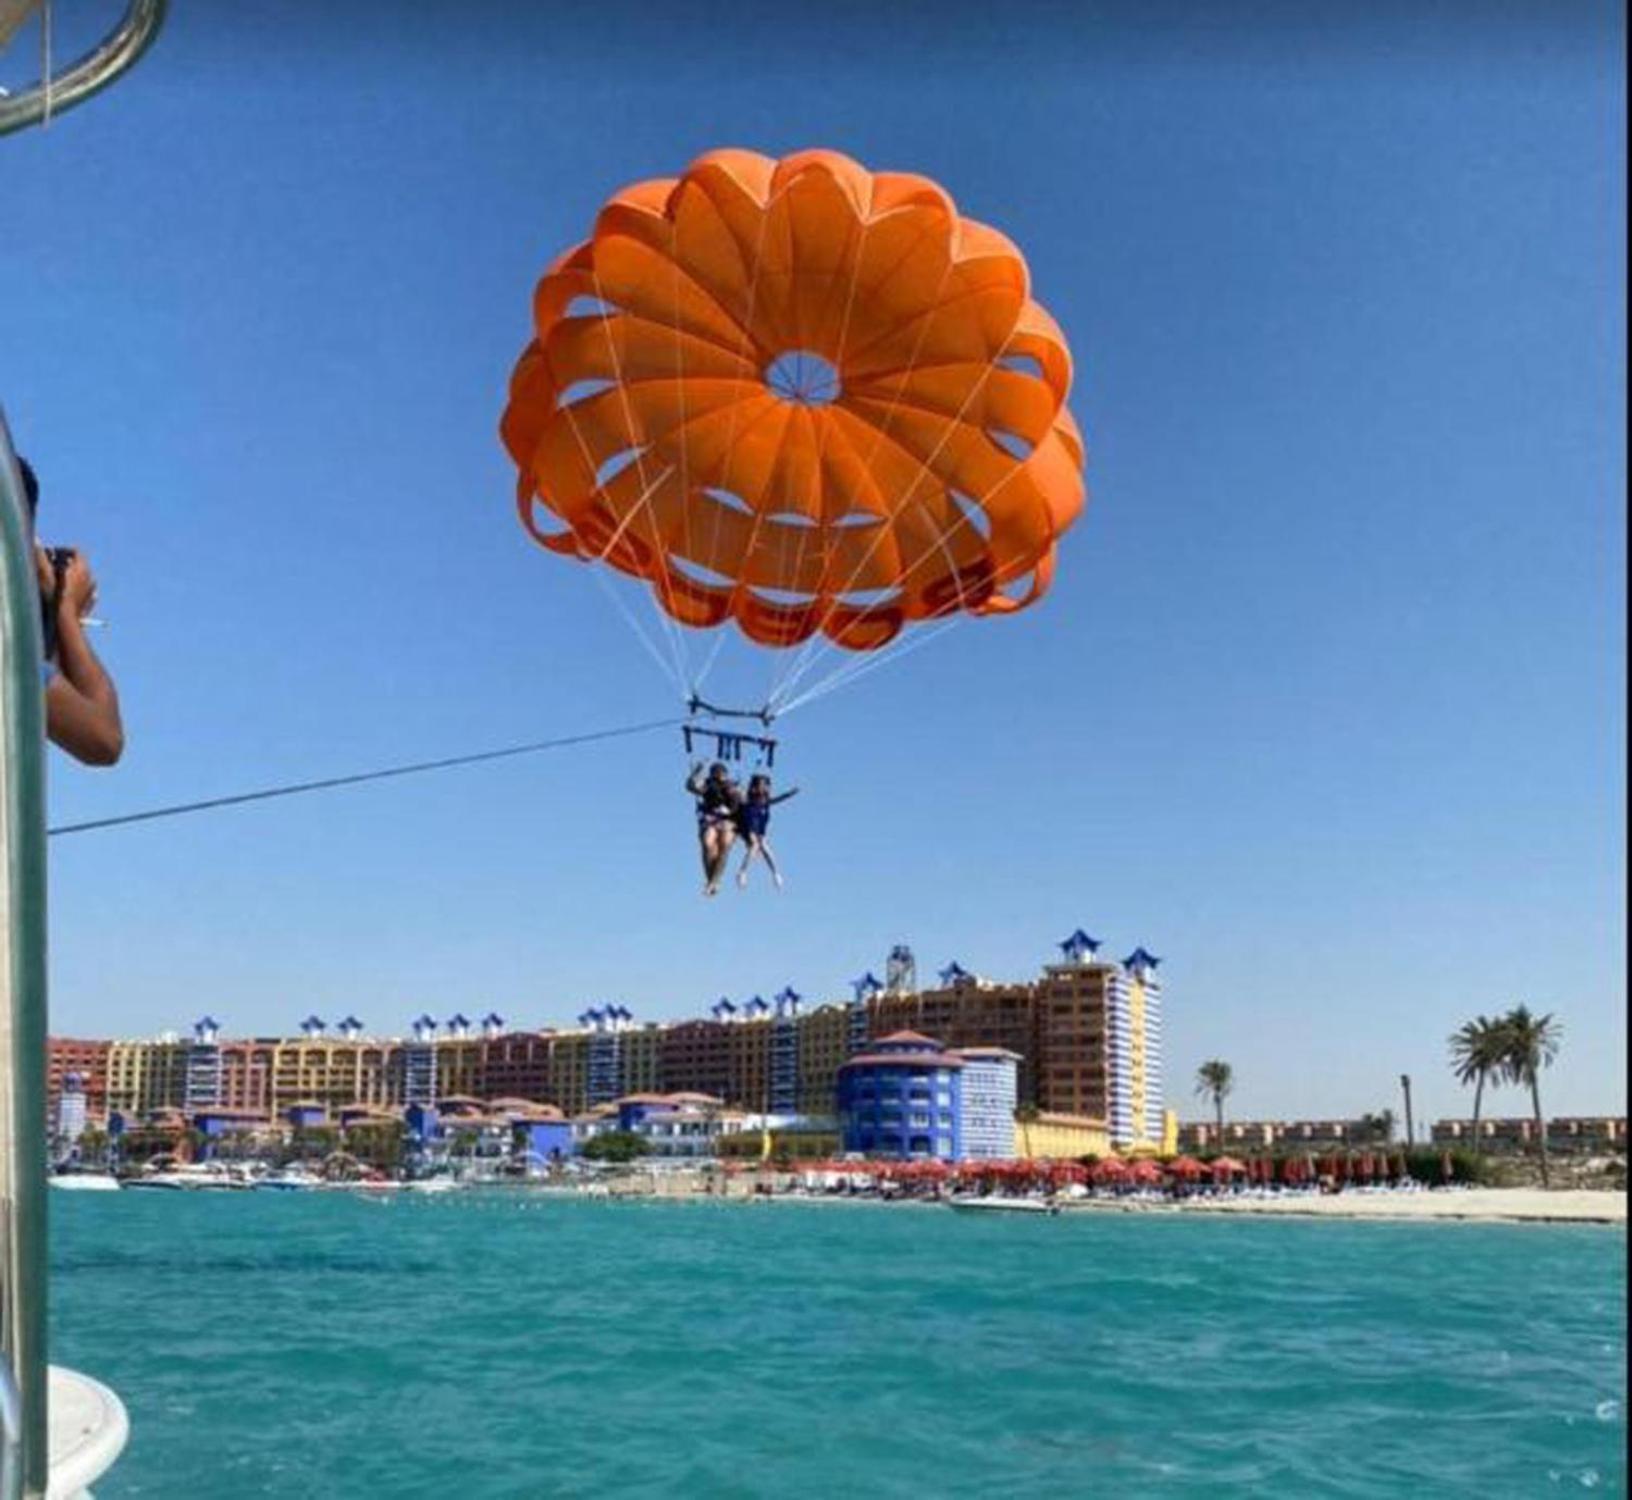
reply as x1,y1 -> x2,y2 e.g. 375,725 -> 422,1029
1059,1187 -> 1627,1225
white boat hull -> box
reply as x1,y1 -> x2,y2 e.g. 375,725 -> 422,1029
49,1174 -> 121,1192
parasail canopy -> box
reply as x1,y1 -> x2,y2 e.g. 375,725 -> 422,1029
502,148 -> 1086,715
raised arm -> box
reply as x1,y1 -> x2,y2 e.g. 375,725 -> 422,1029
770,786 -> 801,805
43,552 -> 123,766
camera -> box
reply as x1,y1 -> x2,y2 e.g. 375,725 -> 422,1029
41,545 -> 76,662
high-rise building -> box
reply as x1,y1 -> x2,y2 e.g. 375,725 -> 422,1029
184,1016 -> 224,1112
953,1048 -> 1020,1159
53,1071 -> 89,1155
79,925 -> 1165,1146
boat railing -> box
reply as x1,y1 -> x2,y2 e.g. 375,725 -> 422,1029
1,1353 -> 22,1500
0,407 -> 49,1497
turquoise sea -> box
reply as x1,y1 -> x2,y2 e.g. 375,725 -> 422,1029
52,1191 -> 1625,1498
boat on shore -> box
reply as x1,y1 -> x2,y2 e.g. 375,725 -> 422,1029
124,1162 -> 251,1191
48,1171 -> 121,1192
948,1196 -> 1061,1215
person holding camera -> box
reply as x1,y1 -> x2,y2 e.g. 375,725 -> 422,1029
19,457 -> 124,766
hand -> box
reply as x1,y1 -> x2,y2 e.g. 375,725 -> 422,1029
60,552 -> 97,618
34,546 -> 54,598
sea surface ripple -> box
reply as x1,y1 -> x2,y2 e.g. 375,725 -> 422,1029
51,1191 -> 1627,1497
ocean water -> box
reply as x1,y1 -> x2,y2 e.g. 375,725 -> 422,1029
52,1192 -> 1626,1498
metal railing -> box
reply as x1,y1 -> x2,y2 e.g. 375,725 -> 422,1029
0,0 -> 167,137
0,407 -> 49,1499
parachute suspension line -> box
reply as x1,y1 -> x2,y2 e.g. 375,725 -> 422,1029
767,250 -> 981,714
590,564 -> 683,694
773,449 -> 1033,716
669,238 -> 697,696
549,325 -> 689,698
590,259 -> 696,696
690,185 -> 778,704
690,627 -> 730,699
761,205 -> 877,717
776,614 -> 964,717
46,717 -> 681,838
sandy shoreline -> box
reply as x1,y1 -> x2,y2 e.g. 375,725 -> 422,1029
730,1187 -> 1626,1225
1038,1188 -> 1626,1225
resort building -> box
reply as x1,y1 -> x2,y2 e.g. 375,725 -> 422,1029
184,1016 -> 225,1111
1178,1119 -> 1393,1153
1430,1117 -> 1627,1155
45,1038 -> 110,1129
58,927 -> 1169,1147
1545,1117 -> 1627,1154
1014,1111 -> 1112,1161
615,1092 -> 751,1156
837,1032 -> 964,1160
53,1071 -> 89,1155
954,1048 -> 1020,1159
105,1036 -> 189,1120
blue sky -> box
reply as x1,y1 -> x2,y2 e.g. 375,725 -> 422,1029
6,0 -> 1624,1123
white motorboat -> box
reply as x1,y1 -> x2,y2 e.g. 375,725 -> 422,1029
48,1172 -> 121,1192
126,1163 -> 247,1191
947,1195 -> 1061,1215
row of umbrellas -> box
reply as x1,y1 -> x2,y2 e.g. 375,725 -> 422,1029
767,1151 -> 1445,1188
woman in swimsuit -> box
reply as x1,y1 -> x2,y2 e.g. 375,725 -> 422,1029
735,773 -> 799,890
686,761 -> 742,896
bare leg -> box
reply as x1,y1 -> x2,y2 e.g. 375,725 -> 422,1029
701,825 -> 724,894
706,826 -> 735,893
758,837 -> 784,889
737,835 -> 761,887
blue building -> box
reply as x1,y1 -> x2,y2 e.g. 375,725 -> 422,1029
836,1032 -> 964,1160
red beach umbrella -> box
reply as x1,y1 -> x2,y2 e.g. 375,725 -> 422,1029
1090,1158 -> 1130,1185
1166,1155 -> 1205,1178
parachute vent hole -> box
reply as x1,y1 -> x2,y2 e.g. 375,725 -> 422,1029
767,511 -> 818,530
832,511 -> 882,530
764,349 -> 841,407
987,429 -> 1034,461
748,586 -> 819,608
997,354 -> 1046,381
526,496 -> 574,543
703,486 -> 754,516
835,586 -> 904,610
669,554 -> 736,590
595,447 -> 647,488
565,294 -> 622,319
560,378 -> 615,409
950,490 -> 993,541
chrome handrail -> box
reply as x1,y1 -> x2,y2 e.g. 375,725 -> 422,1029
0,407 -> 49,1498
0,0 -> 168,137
0,1355 -> 21,1500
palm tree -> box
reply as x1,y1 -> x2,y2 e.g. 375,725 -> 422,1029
1359,1109 -> 1395,1144
1499,1006 -> 1562,1187
1448,1015 -> 1508,1156
1194,1060 -> 1234,1147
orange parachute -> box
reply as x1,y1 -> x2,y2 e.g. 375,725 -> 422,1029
501,149 -> 1086,663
